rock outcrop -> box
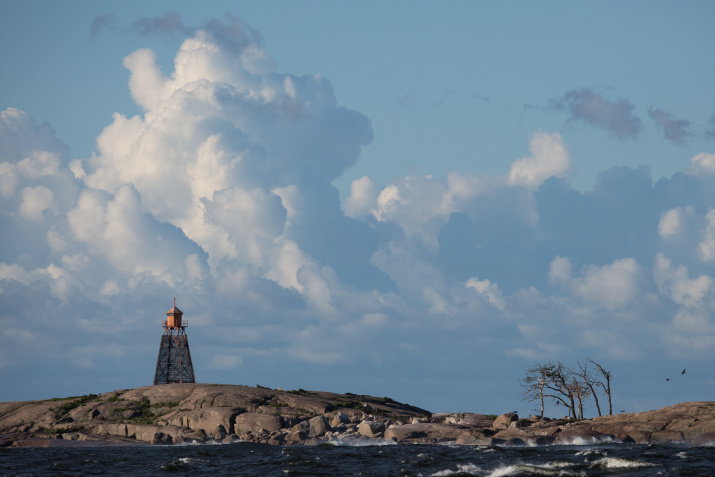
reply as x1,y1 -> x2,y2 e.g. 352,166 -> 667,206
1,385 -> 713,448
0,384 -> 430,447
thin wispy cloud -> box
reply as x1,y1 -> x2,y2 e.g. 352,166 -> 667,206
89,13 -> 118,38
131,11 -> 193,38
706,115 -> 715,140
649,107 -> 691,145
549,88 -> 642,140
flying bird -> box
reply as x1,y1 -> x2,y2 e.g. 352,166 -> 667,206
666,378 -> 670,381
682,369 -> 686,375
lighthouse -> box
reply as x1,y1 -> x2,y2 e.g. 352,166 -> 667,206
153,299 -> 196,385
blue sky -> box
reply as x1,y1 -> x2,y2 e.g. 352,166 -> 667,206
1,1 -> 714,416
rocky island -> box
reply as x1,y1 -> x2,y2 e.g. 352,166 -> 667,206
1,384 -> 714,448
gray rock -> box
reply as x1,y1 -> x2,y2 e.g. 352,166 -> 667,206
151,431 -> 173,445
493,413 -> 518,430
554,427 -> 614,444
235,413 -> 283,435
530,435 -> 555,445
455,433 -> 505,446
504,437 -> 526,446
307,416 -> 331,437
331,412 -> 349,426
213,424 -> 227,439
358,420 -> 386,437
285,430 -> 307,443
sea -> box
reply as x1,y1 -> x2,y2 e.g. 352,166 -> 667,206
1,440 -> 714,476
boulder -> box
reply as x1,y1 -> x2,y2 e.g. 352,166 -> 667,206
151,431 -> 173,445
493,412 -> 518,430
128,424 -> 188,443
331,412 -> 349,426
455,433 -> 503,446
384,423 -> 467,443
385,424 -> 427,442
235,413 -> 284,435
358,420 -> 386,437
212,424 -> 227,439
168,407 -> 240,435
93,423 -> 129,437
530,435 -> 555,445
554,427 -> 615,444
306,416 -> 331,437
504,437 -> 527,446
285,431 -> 307,443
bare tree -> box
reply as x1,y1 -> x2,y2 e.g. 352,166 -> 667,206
521,360 -> 612,420
576,360 -> 602,416
569,376 -> 591,420
542,362 -> 577,419
519,363 -> 551,417
589,359 -> 613,415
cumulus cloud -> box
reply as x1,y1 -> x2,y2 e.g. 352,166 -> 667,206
568,258 -> 643,310
648,107 -> 691,144
507,131 -> 570,188
697,209 -> 715,262
465,277 -> 505,310
4,14 -> 715,412
688,152 -> 715,176
344,176 -> 378,219
550,88 -> 641,139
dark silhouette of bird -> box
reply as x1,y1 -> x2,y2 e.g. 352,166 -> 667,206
682,369 -> 686,375
666,378 -> 670,381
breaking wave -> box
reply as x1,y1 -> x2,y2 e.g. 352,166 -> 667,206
590,456 -> 655,469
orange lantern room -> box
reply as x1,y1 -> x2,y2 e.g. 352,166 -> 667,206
166,299 -> 184,329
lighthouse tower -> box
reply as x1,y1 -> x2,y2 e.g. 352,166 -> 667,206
153,299 -> 196,385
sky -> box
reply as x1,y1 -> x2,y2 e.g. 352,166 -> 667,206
1,1 -> 715,417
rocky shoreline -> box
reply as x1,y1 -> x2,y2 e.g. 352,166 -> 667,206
1,384 -> 714,448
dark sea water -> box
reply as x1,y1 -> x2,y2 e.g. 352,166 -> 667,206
2,441 -> 714,476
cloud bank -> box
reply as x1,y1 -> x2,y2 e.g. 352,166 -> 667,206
2,16 -> 715,412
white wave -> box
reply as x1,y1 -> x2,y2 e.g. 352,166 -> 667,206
591,457 -> 654,469
175,438 -> 245,446
325,437 -> 397,447
487,462 -> 580,477
558,435 -> 616,446
575,449 -> 603,456
431,463 -> 481,476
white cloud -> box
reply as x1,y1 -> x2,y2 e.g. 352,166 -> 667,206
67,184 -> 204,282
658,207 -> 685,238
507,131 -> 570,188
654,253 -> 712,308
3,15 -> 715,411
548,256 -> 573,283
569,258 -> 643,310
687,152 -> 715,176
18,185 -> 54,222
344,176 -> 378,219
697,209 -> 715,262
465,276 -> 505,310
